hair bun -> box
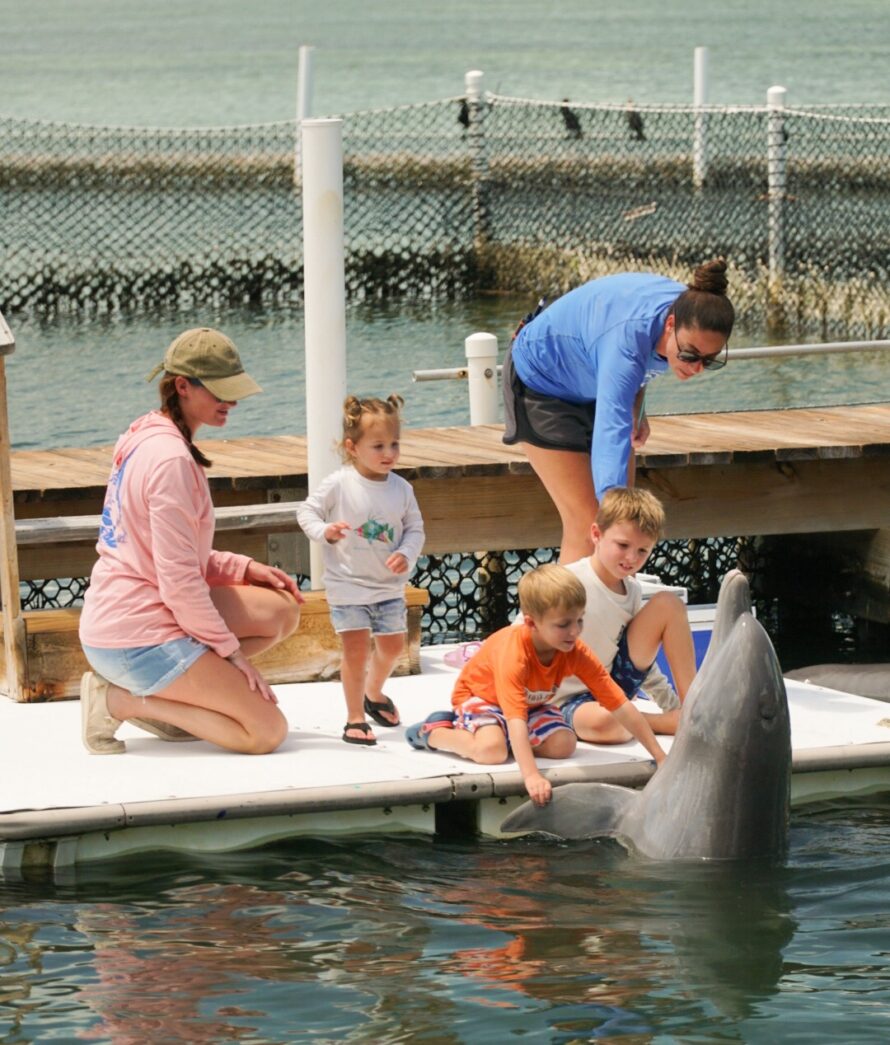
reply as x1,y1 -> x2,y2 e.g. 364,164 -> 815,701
689,258 -> 728,296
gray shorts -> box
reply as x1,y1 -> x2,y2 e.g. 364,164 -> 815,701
502,344 -> 595,452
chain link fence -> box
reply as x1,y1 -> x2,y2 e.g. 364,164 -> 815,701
3,95 -> 890,336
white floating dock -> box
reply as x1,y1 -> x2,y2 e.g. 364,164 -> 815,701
3,646 -> 890,872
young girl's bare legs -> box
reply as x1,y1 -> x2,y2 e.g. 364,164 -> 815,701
338,629 -> 374,741
364,631 -> 404,725
339,629 -> 404,741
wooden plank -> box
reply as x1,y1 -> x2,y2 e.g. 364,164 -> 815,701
640,456 -> 890,538
1,588 -> 430,701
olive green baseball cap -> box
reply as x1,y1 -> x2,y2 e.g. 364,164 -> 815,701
146,327 -> 262,401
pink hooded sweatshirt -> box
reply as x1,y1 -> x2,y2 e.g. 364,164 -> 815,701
79,411 -> 251,658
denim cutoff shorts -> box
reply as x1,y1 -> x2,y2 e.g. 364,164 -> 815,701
82,636 -> 209,697
329,597 -> 407,636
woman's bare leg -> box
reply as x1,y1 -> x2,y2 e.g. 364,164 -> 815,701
106,653 -> 288,754
209,585 -> 301,657
522,443 -> 598,563
102,584 -> 300,753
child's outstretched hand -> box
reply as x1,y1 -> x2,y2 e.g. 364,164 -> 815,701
525,772 -> 552,807
324,521 -> 351,543
385,552 -> 409,575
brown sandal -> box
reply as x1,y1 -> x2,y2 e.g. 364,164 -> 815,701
343,721 -> 377,746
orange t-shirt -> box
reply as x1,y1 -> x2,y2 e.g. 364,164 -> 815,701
451,623 -> 627,721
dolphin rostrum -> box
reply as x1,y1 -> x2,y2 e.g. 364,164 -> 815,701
501,570 -> 792,861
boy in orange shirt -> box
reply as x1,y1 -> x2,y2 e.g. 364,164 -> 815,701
406,564 -> 666,806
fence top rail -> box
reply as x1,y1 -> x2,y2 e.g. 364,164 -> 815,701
413,340 -> 890,381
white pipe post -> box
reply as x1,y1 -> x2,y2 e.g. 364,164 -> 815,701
301,118 -> 347,588
0,311 -> 25,699
692,46 -> 709,190
767,85 -> 787,292
294,44 -> 315,186
464,332 -> 499,425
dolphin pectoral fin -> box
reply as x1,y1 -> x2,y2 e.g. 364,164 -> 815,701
500,782 -> 638,839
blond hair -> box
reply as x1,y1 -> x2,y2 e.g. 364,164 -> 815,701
518,563 -> 586,619
596,487 -> 665,540
339,393 -> 403,461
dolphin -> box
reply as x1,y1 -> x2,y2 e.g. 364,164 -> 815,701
501,570 -> 792,861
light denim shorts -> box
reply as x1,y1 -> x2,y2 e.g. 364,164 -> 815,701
82,637 -> 209,697
329,597 -> 407,636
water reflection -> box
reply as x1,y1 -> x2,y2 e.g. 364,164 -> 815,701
4,798 -> 890,1042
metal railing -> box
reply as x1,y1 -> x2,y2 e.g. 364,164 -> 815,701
413,337 -> 890,422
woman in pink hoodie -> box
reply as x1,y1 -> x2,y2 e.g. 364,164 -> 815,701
79,328 -> 302,755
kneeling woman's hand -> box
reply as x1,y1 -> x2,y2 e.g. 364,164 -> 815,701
245,560 -> 304,602
227,649 -> 278,703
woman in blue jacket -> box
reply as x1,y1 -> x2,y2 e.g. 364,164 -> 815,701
504,259 -> 735,562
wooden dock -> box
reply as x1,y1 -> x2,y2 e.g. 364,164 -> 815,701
10,402 -> 890,554
5,400 -> 889,701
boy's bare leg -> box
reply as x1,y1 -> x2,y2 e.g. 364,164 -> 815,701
641,707 -> 681,735
428,723 -> 508,764
626,592 -> 696,699
535,728 -> 577,759
571,700 -> 632,744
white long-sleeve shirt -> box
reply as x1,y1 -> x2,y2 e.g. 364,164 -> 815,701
296,466 -> 425,606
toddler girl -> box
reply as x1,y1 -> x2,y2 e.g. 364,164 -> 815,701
297,395 -> 425,745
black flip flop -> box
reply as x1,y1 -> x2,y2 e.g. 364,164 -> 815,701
363,694 -> 400,728
343,721 -> 377,746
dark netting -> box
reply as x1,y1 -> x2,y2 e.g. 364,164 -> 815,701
3,97 -> 889,336
413,536 -> 759,644
20,577 -> 88,610
18,537 -> 751,638
25,537 -> 888,665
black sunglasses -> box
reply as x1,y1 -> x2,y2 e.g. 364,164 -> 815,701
674,329 -> 729,371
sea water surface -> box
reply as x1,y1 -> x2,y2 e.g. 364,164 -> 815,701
2,796 -> 890,1042
2,4 -> 890,1042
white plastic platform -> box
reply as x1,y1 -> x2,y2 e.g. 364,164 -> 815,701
2,645 -> 890,870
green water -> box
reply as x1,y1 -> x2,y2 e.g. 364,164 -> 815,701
6,299 -> 890,452
2,4 -> 890,1041
2,0 -> 890,126
2,797 -> 890,1042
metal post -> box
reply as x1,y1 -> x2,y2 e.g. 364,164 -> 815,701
465,69 -> 490,249
464,332 -> 499,425
301,119 -> 347,588
767,86 -> 787,292
0,311 -> 26,699
293,44 -> 315,186
692,46 -> 709,190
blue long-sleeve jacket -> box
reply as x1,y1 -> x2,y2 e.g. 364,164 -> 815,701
510,273 -> 683,497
